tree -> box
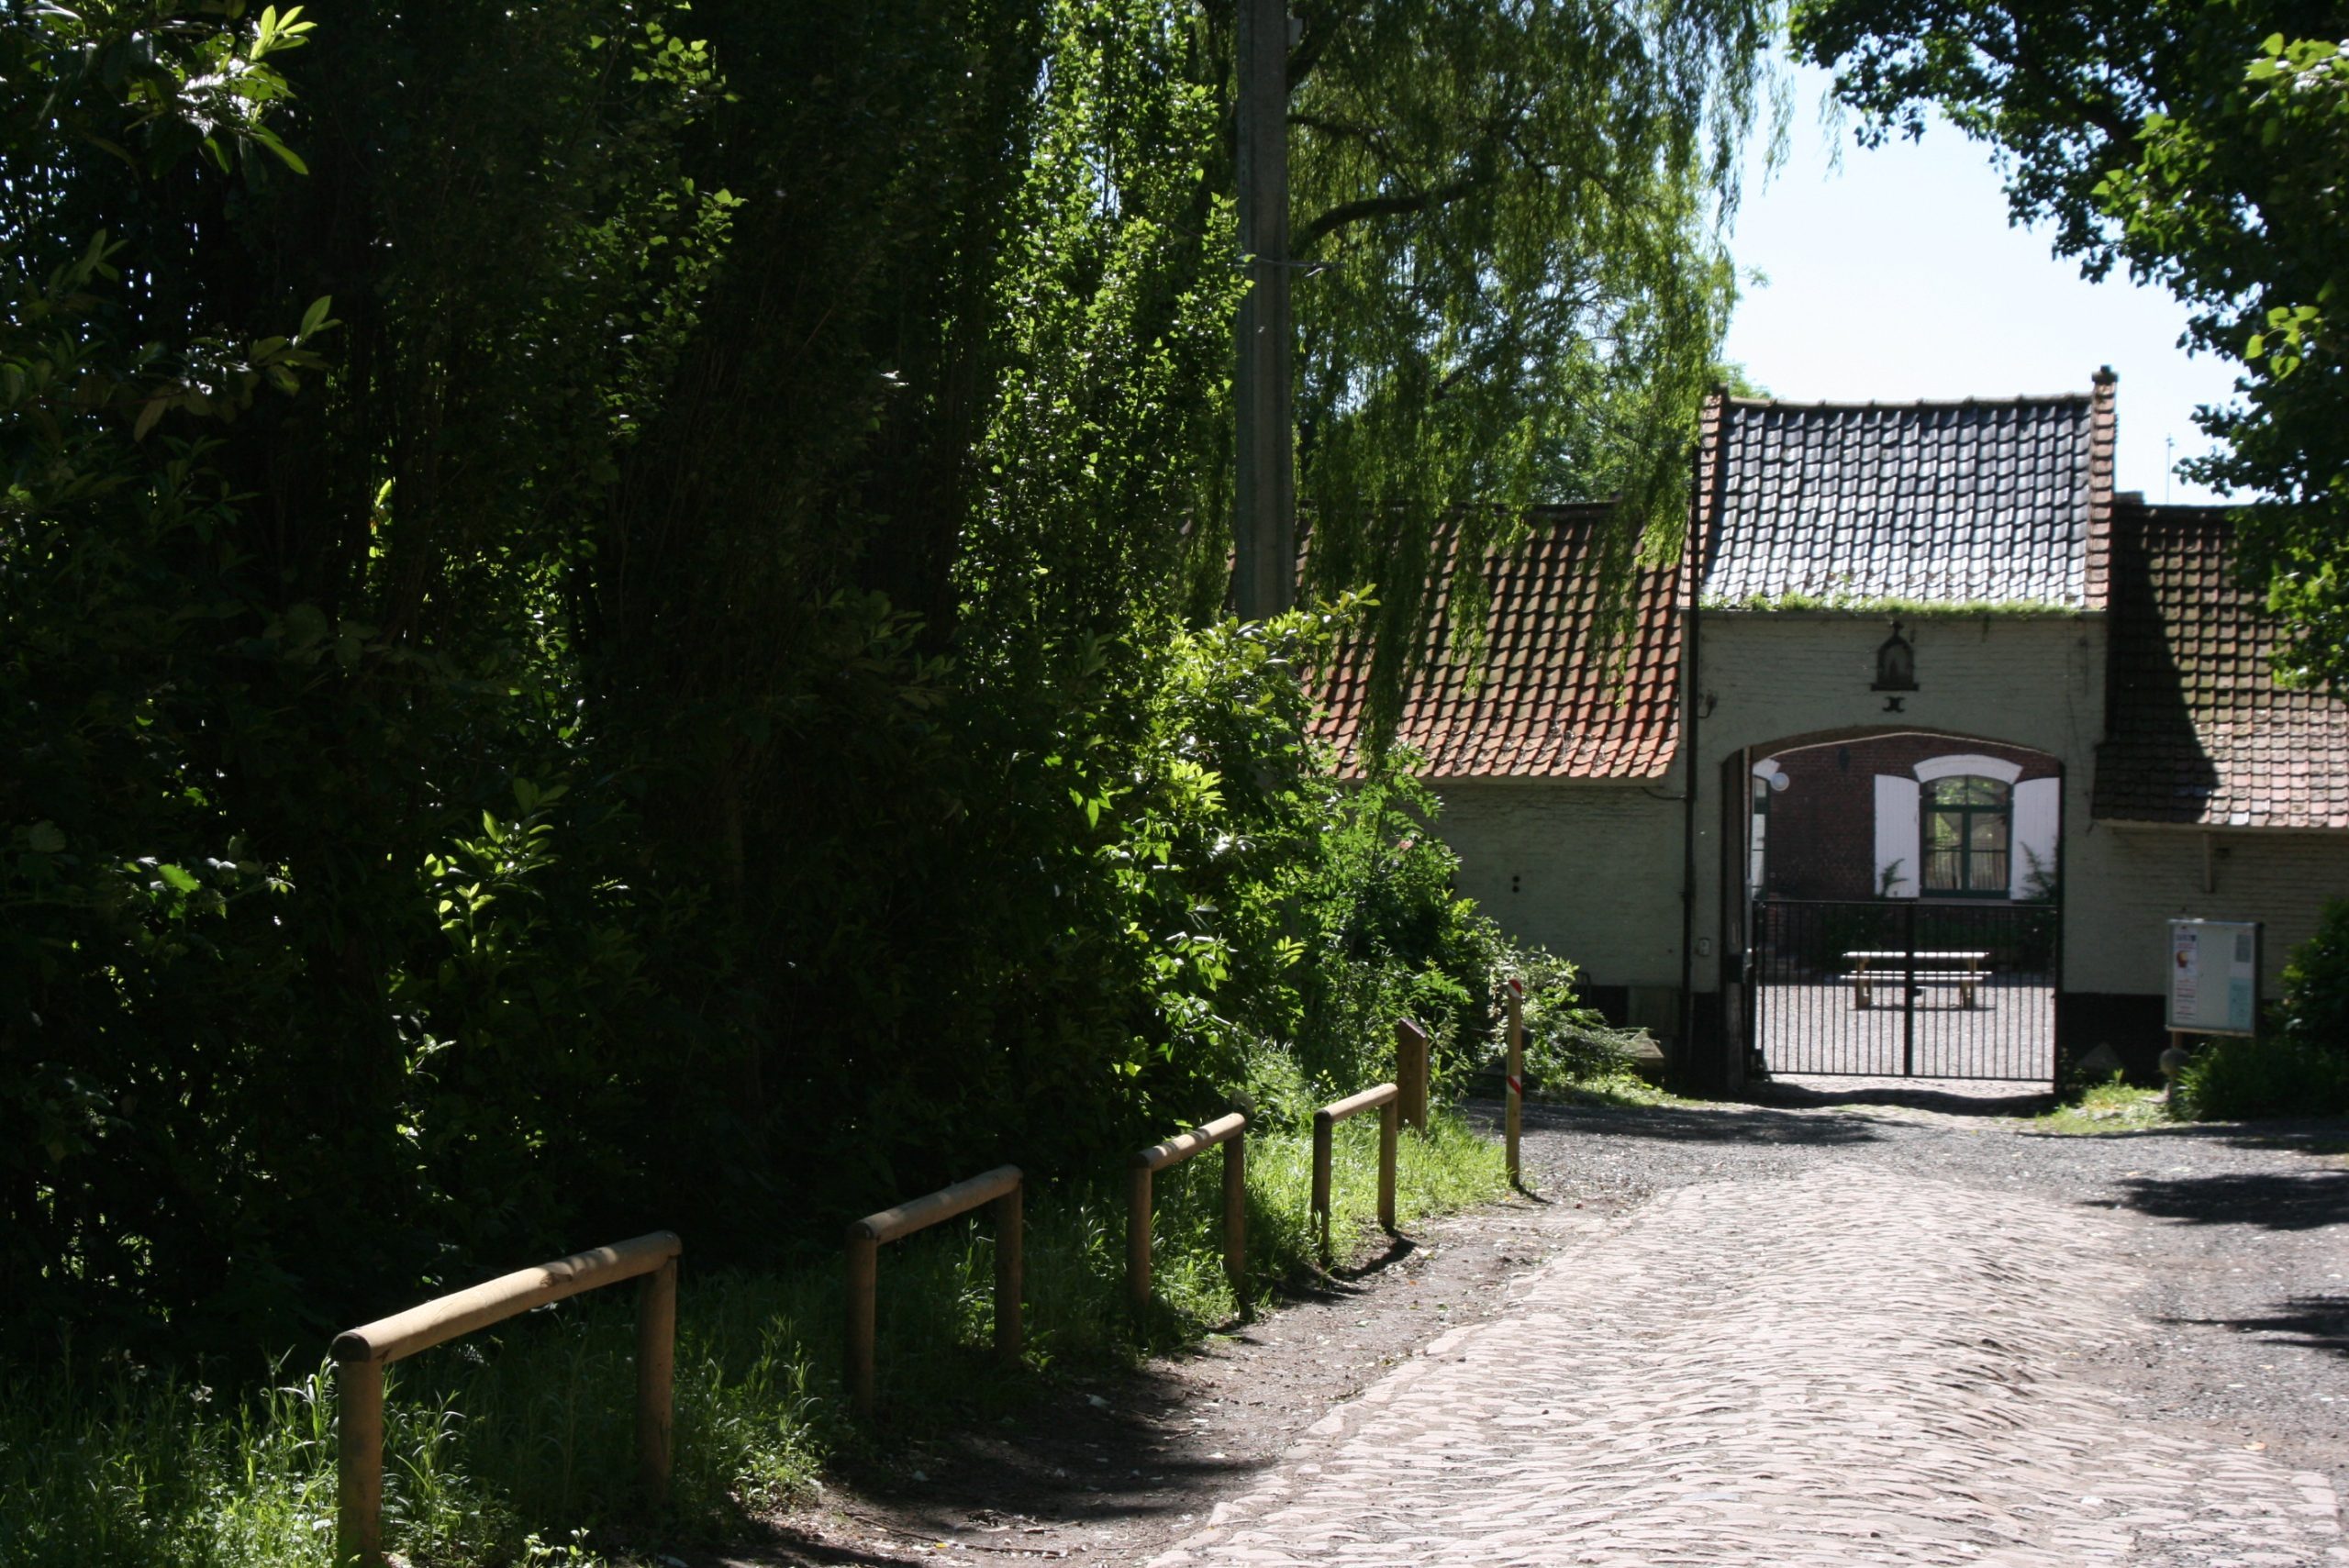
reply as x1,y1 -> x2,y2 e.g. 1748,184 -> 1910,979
3,0 -> 1774,1356
1283,0 -> 1773,710
1789,0 -> 2349,687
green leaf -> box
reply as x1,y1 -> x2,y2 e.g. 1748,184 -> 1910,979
252,126 -> 309,176
157,863 -> 201,893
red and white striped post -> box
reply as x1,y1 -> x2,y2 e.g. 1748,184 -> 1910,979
1503,977 -> 1525,1187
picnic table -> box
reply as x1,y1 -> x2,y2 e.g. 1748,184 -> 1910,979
1843,950 -> 1990,1010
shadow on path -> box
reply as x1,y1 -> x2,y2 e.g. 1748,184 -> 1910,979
1478,1096 -> 1891,1148
1753,1075 -> 2055,1118
2110,1165 -> 2349,1231
2170,1294 -> 2349,1360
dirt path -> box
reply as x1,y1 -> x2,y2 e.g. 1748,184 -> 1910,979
725,1086 -> 2349,1565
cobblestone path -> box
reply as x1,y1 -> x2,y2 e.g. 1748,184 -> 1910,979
1151,1163 -> 2344,1567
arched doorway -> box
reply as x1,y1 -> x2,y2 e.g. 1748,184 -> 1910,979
1736,729 -> 2060,1083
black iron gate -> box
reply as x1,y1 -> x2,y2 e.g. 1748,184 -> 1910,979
1750,898 -> 2057,1082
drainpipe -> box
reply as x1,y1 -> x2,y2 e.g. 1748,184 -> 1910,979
1677,594 -> 1701,1070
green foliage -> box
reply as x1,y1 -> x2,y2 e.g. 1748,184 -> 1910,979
1501,948 -> 1638,1091
2277,898 -> 2349,1054
1788,0 -> 2349,689
2172,1036 -> 2349,1121
4,0 -> 1729,1378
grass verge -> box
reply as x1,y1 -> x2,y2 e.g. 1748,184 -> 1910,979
2032,1073 -> 2172,1134
3,1110 -> 1502,1568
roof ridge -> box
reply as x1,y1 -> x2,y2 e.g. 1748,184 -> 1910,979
1723,393 -> 2093,411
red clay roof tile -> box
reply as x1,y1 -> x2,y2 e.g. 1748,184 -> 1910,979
2094,503 -> 2349,829
1309,504 -> 1684,780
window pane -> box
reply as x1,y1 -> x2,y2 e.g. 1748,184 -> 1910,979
1975,851 -> 2009,890
1927,811 -> 1962,850
1969,813 -> 2008,851
1925,849 -> 1963,889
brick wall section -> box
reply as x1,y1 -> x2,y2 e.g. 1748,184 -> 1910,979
1761,735 -> 2058,900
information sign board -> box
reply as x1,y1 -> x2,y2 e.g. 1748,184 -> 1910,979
2165,919 -> 2261,1036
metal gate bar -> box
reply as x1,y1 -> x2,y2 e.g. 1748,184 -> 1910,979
1751,898 -> 2057,1083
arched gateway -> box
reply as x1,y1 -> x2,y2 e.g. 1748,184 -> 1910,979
1731,728 -> 2061,1082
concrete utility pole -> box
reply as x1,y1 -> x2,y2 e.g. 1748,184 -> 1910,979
1233,0 -> 1294,621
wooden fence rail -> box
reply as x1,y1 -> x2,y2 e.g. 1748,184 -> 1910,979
845,1164 -> 1023,1419
1310,1082 -> 1399,1263
1128,1109 -> 1249,1311
331,1229 -> 682,1568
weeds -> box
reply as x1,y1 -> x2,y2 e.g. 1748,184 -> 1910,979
2032,1073 -> 2171,1134
3,1114 -> 1502,1568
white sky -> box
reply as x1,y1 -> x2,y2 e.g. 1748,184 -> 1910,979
1720,66 -> 2240,505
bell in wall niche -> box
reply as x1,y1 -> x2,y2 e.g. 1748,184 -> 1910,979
1872,620 -> 1917,693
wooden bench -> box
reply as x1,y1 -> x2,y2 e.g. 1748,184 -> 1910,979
1843,951 -> 1990,1010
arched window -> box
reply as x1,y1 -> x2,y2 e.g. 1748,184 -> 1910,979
1922,775 -> 2010,895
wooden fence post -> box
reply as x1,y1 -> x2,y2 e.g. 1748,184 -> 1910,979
636,1255 -> 677,1503
1504,977 -> 1525,1187
1127,1163 -> 1153,1308
844,1165 -> 1022,1419
1311,1110 -> 1335,1261
335,1356 -> 385,1568
1309,1084 -> 1400,1266
1129,1111 -> 1251,1315
845,1232 -> 879,1420
1222,1128 -> 1248,1305
1395,1018 -> 1429,1131
993,1183 -> 1023,1364
333,1230 -> 680,1566
1378,1096 -> 1397,1233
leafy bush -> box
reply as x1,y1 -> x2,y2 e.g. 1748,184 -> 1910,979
2172,1036 -> 2349,1120
2276,898 -> 2349,1055
1501,947 -> 1640,1090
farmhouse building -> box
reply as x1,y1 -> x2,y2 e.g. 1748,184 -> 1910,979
1315,373 -> 2349,1088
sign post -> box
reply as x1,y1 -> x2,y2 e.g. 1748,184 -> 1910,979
2164,919 -> 2261,1100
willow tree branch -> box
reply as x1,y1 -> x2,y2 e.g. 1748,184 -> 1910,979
1297,177 -> 1485,251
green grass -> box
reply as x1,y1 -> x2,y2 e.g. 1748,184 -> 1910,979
2032,1073 -> 2172,1134
2,1112 -> 1503,1568
1531,1070 -> 1687,1109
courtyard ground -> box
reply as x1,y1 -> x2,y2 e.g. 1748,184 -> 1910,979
731,1083 -> 2349,1565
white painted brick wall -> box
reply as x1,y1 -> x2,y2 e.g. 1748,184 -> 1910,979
2068,825 -> 2349,993
1432,779 -> 1686,989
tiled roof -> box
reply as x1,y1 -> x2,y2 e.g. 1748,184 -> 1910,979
2094,503 -> 2349,828
1310,506 -> 1685,780
1697,382 -> 2114,607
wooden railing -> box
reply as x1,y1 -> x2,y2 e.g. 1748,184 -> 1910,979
1310,1082 -> 1398,1262
1128,1108 -> 1249,1311
331,1230 -> 682,1568
844,1165 -> 1023,1419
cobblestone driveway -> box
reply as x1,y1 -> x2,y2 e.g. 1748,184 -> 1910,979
1152,1129 -> 2345,1566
